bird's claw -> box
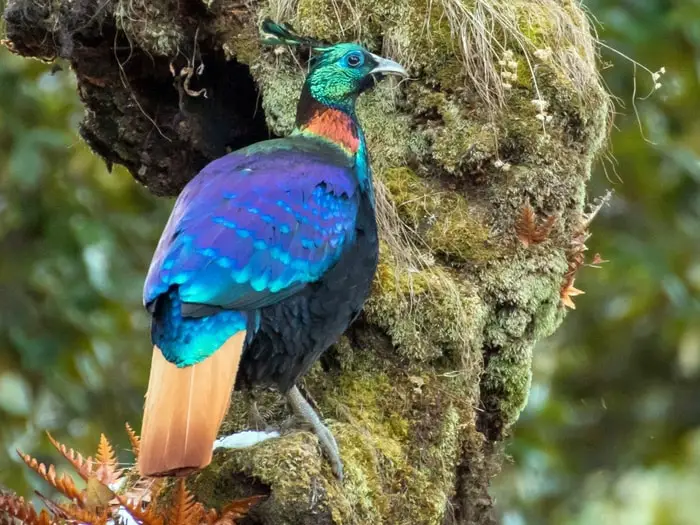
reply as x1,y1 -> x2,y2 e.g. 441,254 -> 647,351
314,422 -> 343,480
286,385 -> 344,481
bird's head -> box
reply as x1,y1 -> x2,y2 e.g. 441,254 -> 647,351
261,19 -> 407,111
304,43 -> 407,107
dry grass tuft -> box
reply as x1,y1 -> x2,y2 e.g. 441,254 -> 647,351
268,0 -> 300,23
436,0 -> 603,116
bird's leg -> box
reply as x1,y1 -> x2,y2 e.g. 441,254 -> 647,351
286,385 -> 343,480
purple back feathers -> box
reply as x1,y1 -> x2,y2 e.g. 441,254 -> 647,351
144,138 -> 360,315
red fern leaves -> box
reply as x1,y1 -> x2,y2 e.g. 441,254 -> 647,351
126,422 -> 141,458
94,433 -> 122,485
515,204 -> 556,247
514,193 -> 611,310
16,450 -> 85,505
116,493 -> 166,525
46,431 -> 92,481
45,431 -> 122,485
2,426 -> 266,525
170,480 -> 201,525
0,494 -> 52,525
218,495 -> 267,524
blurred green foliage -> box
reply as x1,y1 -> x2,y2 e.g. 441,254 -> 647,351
0,51 -> 170,493
0,0 -> 699,523
494,1 -> 700,524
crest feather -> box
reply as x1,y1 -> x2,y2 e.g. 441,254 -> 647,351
261,18 -> 330,51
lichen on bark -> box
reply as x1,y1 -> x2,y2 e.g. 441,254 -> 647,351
2,0 -> 610,523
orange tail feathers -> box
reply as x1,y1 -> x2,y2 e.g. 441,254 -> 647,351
138,331 -> 246,477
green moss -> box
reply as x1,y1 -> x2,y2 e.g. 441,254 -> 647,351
481,341 -> 534,428
409,406 -> 462,523
382,167 -> 496,262
195,366 -> 473,524
409,87 -> 500,173
514,1 -> 555,50
325,373 -> 414,522
327,354 -> 474,524
474,256 -> 568,430
114,0 -> 183,56
366,245 -> 487,364
399,0 -> 468,90
221,25 -> 261,65
255,65 -> 304,135
188,432 -> 333,524
294,0 -> 348,42
357,85 -> 425,169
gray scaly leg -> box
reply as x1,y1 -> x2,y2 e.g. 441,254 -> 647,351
287,385 -> 343,480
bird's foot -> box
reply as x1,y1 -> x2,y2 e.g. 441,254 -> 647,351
213,430 -> 280,450
286,385 -> 343,481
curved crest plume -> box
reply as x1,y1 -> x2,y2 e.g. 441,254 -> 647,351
261,18 -> 330,51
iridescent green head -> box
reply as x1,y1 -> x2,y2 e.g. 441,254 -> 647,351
261,19 -> 408,112
303,43 -> 407,109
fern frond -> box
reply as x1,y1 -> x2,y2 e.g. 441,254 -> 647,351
56,503 -> 110,525
215,495 -> 266,524
169,480 -> 202,525
515,204 -> 555,247
0,493 -> 53,525
116,495 -> 165,525
95,434 -> 116,468
125,422 -> 141,459
94,433 -> 122,485
201,505 -> 219,525
47,431 -> 92,481
17,450 -> 86,505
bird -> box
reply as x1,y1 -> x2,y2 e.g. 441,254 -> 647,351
137,19 -> 408,480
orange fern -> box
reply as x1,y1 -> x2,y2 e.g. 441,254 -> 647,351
0,493 -> 53,525
47,431 -> 92,481
126,422 -> 141,459
116,494 -> 165,525
13,428 -> 266,525
515,204 -> 556,247
560,277 -> 585,309
56,503 -> 110,525
93,433 -> 122,485
216,495 -> 266,524
169,480 -> 202,525
559,191 -> 612,308
17,451 -> 85,505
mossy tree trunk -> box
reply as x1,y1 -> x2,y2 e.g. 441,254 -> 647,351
2,0 -> 609,523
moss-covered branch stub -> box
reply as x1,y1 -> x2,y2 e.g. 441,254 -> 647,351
3,0 -> 269,196
219,0 -> 608,519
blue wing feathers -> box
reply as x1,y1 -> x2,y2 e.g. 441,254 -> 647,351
144,140 -> 359,316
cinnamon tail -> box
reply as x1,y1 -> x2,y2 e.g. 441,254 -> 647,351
138,331 -> 246,477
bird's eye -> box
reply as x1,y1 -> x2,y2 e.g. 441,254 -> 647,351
346,52 -> 364,68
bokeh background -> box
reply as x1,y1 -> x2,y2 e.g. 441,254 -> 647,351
1,1 -> 699,523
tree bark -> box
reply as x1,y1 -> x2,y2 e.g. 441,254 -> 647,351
2,0 -> 610,523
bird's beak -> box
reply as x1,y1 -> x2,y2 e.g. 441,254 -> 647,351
369,54 -> 408,77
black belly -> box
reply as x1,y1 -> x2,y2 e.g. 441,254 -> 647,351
237,199 -> 378,392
